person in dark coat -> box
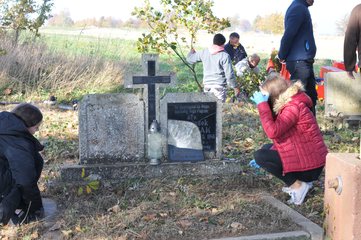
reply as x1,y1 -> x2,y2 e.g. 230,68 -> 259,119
344,4 -> 361,79
251,73 -> 328,205
278,0 -> 318,115
224,32 -> 247,65
0,103 -> 44,225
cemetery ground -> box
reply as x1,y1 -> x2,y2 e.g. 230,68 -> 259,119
0,101 -> 359,239
0,32 -> 359,239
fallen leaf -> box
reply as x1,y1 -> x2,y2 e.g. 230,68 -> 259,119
61,230 -> 73,237
107,204 -> 121,213
142,213 -> 157,222
49,221 -> 62,231
199,216 -> 208,222
211,208 -> 219,214
177,219 -> 192,229
31,231 -> 39,239
231,222 -> 244,229
159,212 -> 168,217
75,225 -> 83,232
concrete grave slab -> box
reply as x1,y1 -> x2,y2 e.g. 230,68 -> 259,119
324,153 -> 361,240
79,93 -> 145,164
325,72 -> 361,117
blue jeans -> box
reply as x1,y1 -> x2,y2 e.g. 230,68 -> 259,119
286,60 -> 317,115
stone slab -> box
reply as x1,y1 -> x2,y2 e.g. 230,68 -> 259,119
43,198 -> 57,222
212,231 -> 310,240
160,92 -> 223,160
325,72 -> 361,117
60,160 -> 241,182
79,93 -> 145,164
262,195 -> 323,240
324,153 -> 361,240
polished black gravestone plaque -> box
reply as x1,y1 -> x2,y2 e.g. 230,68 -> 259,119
167,102 -> 217,161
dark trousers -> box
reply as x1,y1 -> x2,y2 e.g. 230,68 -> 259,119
254,144 -> 324,186
286,59 -> 318,115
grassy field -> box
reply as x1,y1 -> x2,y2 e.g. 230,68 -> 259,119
0,31 -> 360,239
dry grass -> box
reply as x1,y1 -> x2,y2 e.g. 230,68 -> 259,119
0,34 -> 125,102
0,101 -> 360,239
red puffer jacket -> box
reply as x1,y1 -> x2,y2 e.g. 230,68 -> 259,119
257,82 -> 328,174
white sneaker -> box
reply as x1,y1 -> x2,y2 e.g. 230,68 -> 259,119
287,182 -> 310,205
282,182 -> 313,194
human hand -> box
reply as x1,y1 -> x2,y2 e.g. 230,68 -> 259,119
233,87 -> 240,97
249,159 -> 260,169
347,71 -> 355,79
190,48 -> 196,54
276,55 -> 285,64
250,91 -> 269,105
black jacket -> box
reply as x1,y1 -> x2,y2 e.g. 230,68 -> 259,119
0,111 -> 44,214
224,42 -> 247,65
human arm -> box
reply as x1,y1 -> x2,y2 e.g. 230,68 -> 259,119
257,102 -> 299,139
186,48 -> 202,64
344,6 -> 360,78
5,147 -> 43,213
278,6 -> 306,60
223,55 -> 237,89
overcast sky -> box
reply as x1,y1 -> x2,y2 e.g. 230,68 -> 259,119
51,0 -> 360,35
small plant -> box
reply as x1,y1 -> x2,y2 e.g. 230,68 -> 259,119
227,70 -> 267,101
77,168 -> 100,195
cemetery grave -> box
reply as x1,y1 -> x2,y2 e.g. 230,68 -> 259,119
1,56 -> 360,239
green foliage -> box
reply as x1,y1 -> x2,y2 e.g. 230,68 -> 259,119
0,0 -> 53,43
228,70 -> 267,100
78,168 -> 100,196
32,0 -> 53,37
269,49 -> 282,72
132,0 -> 230,91
253,13 -> 284,34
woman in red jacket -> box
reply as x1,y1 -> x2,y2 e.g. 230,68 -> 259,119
251,73 -> 328,205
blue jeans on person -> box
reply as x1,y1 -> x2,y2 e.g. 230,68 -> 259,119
286,59 -> 318,115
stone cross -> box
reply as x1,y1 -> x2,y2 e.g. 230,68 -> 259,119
132,54 -> 172,128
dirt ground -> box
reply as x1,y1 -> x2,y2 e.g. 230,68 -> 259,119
1,100 -> 358,239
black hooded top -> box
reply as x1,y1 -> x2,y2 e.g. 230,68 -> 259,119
0,111 -> 44,213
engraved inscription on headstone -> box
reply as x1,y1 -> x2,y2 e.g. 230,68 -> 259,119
160,93 -> 222,160
168,102 -> 217,151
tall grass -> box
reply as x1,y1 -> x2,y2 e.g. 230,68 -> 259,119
0,33 -> 130,102
0,30 -> 329,103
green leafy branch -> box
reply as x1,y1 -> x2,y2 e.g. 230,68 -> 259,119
132,0 -> 230,91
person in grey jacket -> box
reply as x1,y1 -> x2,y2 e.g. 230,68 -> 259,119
0,103 -> 44,226
187,33 -> 240,102
234,54 -> 261,77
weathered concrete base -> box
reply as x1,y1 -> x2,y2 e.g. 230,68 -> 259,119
212,195 -> 323,240
212,231 -> 310,240
43,198 -> 57,222
60,159 -> 242,182
262,195 -> 323,240
324,153 -> 361,240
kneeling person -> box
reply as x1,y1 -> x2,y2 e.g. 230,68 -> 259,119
251,73 -> 327,205
0,103 -> 44,225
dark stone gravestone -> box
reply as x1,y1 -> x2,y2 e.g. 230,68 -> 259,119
160,92 -> 222,161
